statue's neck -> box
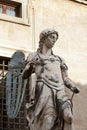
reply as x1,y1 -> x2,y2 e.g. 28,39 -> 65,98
41,45 -> 52,56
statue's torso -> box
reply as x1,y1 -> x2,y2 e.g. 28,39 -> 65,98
34,53 -> 64,90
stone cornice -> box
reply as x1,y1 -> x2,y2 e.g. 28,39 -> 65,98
71,0 -> 87,5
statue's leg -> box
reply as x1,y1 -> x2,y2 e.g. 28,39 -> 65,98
63,107 -> 75,130
41,114 -> 56,130
40,91 -> 56,130
28,84 -> 57,130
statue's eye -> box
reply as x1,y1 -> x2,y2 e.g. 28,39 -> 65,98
49,35 -> 56,40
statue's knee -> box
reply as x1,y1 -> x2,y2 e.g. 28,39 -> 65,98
45,116 -> 55,129
47,116 -> 54,124
63,108 -> 73,124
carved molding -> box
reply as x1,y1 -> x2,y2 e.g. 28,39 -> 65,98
72,0 -> 87,5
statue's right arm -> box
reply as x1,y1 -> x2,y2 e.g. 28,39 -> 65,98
22,62 -> 33,79
22,52 -> 36,79
22,52 -> 38,79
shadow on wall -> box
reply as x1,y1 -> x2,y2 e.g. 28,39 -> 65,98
70,83 -> 87,130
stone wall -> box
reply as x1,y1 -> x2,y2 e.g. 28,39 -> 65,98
73,84 -> 87,130
0,0 -> 32,57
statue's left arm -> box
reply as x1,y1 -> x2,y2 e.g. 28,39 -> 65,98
60,58 -> 80,94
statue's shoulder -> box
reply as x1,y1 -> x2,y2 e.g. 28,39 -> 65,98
58,56 -> 65,63
53,54 -> 65,62
55,55 -> 68,70
26,52 -> 38,62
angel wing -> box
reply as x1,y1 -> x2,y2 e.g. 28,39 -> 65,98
6,51 -> 27,118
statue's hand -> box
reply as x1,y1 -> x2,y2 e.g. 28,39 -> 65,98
71,87 -> 80,94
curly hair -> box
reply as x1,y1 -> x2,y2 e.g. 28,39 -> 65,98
37,28 -> 59,53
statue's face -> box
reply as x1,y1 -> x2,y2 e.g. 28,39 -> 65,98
44,33 -> 58,48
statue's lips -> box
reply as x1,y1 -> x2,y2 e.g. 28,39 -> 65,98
46,42 -> 55,48
51,42 -> 55,46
